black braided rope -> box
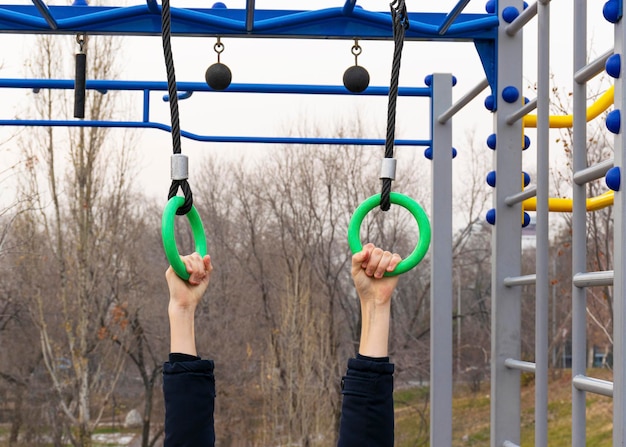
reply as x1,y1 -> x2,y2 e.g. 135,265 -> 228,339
381,0 -> 409,212
161,0 -> 193,215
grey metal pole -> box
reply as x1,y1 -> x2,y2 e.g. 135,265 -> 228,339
535,1 -> 550,445
491,1 -> 524,445
571,0 -> 587,445
457,268 -> 462,376
430,72 -> 453,447
612,2 -> 626,444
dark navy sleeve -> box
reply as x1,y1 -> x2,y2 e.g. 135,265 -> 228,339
337,354 -> 394,447
163,354 -> 216,447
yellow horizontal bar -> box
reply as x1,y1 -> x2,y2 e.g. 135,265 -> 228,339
523,190 -> 614,212
523,86 -> 614,128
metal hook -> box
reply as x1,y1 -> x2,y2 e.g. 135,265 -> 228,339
214,37 -> 225,63
351,39 -> 362,65
76,33 -> 86,53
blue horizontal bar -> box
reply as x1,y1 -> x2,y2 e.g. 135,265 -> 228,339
0,5 -> 496,41
0,78 -> 432,97
0,119 -> 431,147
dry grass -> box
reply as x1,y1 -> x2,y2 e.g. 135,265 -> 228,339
395,368 -> 614,446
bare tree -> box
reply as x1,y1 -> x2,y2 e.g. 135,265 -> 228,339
15,34 -> 138,446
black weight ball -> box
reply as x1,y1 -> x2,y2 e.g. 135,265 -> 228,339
343,65 -> 370,93
205,62 -> 232,91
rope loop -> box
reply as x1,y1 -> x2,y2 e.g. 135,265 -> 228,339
168,180 -> 194,216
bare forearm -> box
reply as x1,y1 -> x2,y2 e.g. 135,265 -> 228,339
168,304 -> 197,356
358,301 -> 391,357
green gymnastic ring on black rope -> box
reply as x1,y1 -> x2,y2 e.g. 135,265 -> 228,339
348,192 -> 431,276
161,196 -> 207,281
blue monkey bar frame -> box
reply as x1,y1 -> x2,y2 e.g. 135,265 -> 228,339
0,78 -> 431,145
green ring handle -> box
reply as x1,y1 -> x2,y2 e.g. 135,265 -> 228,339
161,196 -> 207,281
348,192 -> 431,276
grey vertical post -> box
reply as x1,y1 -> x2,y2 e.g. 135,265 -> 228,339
430,72 -> 453,447
491,1 -> 523,445
613,2 -> 626,445
535,1 -> 550,446
571,0 -> 587,445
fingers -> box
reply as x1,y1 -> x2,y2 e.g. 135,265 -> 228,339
352,242 -> 374,269
183,252 -> 211,285
359,245 -> 401,279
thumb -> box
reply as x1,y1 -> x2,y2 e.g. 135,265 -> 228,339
352,243 -> 373,268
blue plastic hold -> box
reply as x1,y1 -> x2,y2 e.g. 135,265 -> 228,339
522,212 -> 531,228
606,166 -> 621,191
212,2 -> 227,8
72,0 -> 88,5
486,209 -> 496,225
523,135 -> 531,150
606,109 -> 621,134
603,0 -> 621,23
523,171 -> 531,187
486,171 -> 496,187
502,86 -> 520,103
485,0 -> 496,13
486,133 -> 497,150
502,6 -> 520,23
524,97 -> 530,104
452,76 -> 458,86
484,94 -> 496,111
523,2 -> 529,9
606,54 -> 621,78
452,147 -> 458,158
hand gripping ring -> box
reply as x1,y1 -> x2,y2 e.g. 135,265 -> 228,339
348,192 -> 431,276
161,196 -> 207,281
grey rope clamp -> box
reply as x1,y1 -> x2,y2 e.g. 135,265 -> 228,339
380,158 -> 397,180
171,153 -> 189,180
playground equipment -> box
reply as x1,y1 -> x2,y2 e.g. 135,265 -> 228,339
0,1 -> 622,446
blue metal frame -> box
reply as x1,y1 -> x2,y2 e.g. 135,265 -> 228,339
0,4 -> 497,40
0,2 -> 499,144
0,78 -> 431,145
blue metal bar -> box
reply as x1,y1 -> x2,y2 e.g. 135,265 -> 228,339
163,91 -> 193,102
0,5 -> 496,41
348,7 -> 498,36
438,0 -> 472,35
0,78 -> 432,97
342,0 -> 357,15
0,119 -> 431,147
253,8 -> 360,32
31,0 -> 57,30
169,6 -> 244,32
443,15 -> 499,35
143,89 -> 150,122
145,0 -> 159,15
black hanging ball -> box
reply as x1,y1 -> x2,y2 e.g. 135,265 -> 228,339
205,62 -> 232,91
343,65 -> 370,93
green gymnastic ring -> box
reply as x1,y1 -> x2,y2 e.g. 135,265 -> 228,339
348,192 -> 431,276
161,196 -> 207,281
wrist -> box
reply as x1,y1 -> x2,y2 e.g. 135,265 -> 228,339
168,302 -> 197,356
358,301 -> 391,358
168,300 -> 197,317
